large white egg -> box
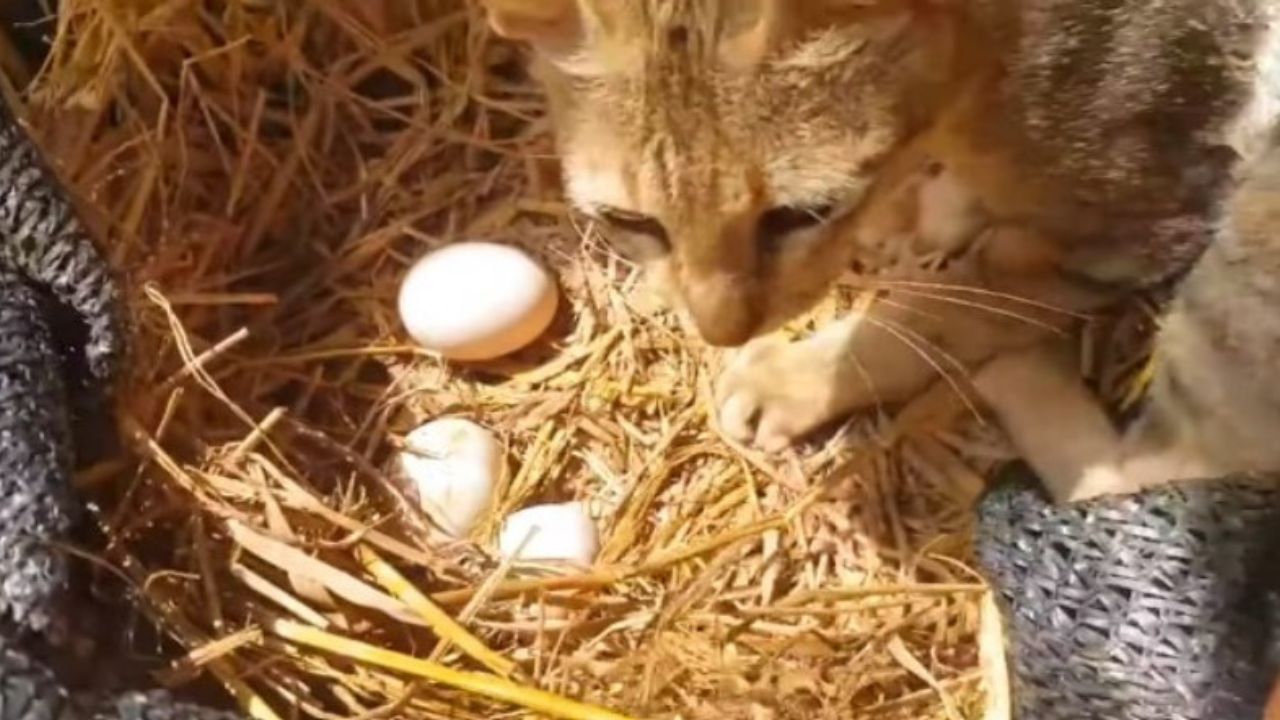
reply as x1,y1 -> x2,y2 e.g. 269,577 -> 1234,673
398,242 -> 558,361
400,418 -> 504,538
498,502 -> 599,568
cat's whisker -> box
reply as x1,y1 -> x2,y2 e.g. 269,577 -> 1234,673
853,277 -> 1090,319
847,351 -> 885,417
858,285 -> 1071,336
861,313 -> 987,426
863,311 -> 977,391
866,295 -> 947,324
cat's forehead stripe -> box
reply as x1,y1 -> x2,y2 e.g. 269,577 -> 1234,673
564,154 -> 633,213
549,1 -> 868,80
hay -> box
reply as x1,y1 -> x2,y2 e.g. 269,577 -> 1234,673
5,2 -> 1150,718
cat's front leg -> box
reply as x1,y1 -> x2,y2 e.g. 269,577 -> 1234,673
972,342 -> 1228,503
716,306 -> 957,451
715,221 -> 1100,452
972,343 -> 1139,502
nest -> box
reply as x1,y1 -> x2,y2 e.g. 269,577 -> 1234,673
1,2 -> 1156,718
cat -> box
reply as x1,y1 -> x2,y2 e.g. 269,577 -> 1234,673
478,0 -> 1277,497
978,134 -> 1280,501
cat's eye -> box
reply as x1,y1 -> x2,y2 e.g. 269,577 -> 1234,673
596,206 -> 670,248
757,203 -> 837,253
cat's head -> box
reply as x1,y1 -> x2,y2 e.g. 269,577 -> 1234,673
482,0 -> 964,345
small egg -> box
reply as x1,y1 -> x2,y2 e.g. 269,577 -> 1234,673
398,242 -> 558,361
498,502 -> 599,568
399,418 -> 504,537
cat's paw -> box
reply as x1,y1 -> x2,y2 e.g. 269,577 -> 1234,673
715,336 -> 842,451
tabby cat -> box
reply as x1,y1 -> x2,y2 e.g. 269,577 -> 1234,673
478,0 -> 1278,500
978,135 -> 1280,500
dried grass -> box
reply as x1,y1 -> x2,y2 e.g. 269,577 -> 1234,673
7,2 -> 1152,718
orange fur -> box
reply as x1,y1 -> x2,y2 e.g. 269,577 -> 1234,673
482,0 -> 1275,470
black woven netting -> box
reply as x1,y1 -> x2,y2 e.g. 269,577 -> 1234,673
0,90 -> 241,718
0,273 -> 243,720
976,465 -> 1280,720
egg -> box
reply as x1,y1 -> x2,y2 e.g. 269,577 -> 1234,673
399,418 -> 503,538
398,241 -> 558,361
498,502 -> 599,568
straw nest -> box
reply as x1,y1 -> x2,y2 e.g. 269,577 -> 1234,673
5,2 -> 1155,718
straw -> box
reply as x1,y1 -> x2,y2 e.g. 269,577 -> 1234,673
358,545 -> 517,677
269,618 -> 637,720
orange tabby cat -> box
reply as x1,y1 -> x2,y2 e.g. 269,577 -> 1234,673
479,0 -> 1276,498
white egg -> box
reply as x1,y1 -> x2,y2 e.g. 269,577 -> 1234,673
398,242 -> 558,361
399,418 -> 503,538
498,502 -> 599,568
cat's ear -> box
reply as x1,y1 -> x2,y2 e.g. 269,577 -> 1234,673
478,0 -> 581,52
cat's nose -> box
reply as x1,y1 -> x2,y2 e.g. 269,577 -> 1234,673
683,273 -> 759,347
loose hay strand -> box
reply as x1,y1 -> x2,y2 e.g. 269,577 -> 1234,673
269,618 -> 638,720
358,545 -> 518,677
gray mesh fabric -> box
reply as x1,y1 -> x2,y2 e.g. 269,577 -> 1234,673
976,465 -> 1280,720
0,270 -> 75,634
0,97 -> 242,719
